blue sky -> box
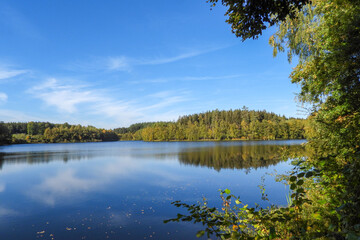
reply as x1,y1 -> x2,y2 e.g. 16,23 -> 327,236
0,0 -> 302,128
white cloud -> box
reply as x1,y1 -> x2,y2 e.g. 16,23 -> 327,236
0,67 -> 27,80
0,62 -> 29,87
140,91 -> 189,111
91,90 -> 190,127
140,50 -> 204,65
28,78 -> 191,128
67,46 -> 226,72
0,93 -> 7,103
129,74 -> 245,84
107,56 -> 131,71
29,78 -> 103,113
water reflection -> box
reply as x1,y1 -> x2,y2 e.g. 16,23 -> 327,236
26,155 -> 143,206
0,140 -> 305,240
0,141 -> 305,172
178,144 -> 305,171
0,151 -> 88,169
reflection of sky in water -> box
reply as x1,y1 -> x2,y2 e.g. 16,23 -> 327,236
0,140 -> 305,239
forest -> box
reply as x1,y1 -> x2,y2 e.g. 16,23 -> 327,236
0,107 -> 306,145
0,121 -> 119,144
115,108 -> 306,141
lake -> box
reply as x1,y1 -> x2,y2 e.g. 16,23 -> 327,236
0,140 -> 305,239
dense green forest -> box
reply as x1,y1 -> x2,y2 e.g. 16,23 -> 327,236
0,108 -> 306,145
119,108 -> 306,141
0,121 -> 119,144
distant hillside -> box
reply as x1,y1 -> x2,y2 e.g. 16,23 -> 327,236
117,107 -> 307,141
0,121 -> 118,144
0,107 -> 307,145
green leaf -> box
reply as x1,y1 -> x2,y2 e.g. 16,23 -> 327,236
235,199 -> 241,205
196,230 -> 205,238
297,172 -> 305,178
224,189 -> 231,194
296,180 -> 304,186
305,171 -> 313,178
290,176 -> 297,182
312,212 -> 322,220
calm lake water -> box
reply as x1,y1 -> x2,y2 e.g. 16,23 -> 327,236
0,140 -> 305,240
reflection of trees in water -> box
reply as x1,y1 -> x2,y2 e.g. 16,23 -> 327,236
178,144 -> 305,171
0,151 -> 93,170
0,143 -> 305,171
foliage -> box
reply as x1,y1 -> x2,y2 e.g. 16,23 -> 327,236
0,122 -> 12,145
207,0 -> 309,40
3,108 -> 306,145
270,0 -> 360,237
3,122 -> 119,144
167,0 -> 360,238
121,108 -> 306,141
113,122 -> 156,134
166,179 -> 317,240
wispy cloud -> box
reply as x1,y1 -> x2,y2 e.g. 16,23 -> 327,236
66,56 -> 132,72
28,78 -> 191,128
139,50 -> 206,65
0,67 -> 28,80
29,78 -> 103,113
107,56 -> 131,71
128,74 -> 245,84
139,91 -> 189,111
67,46 -> 226,72
0,93 -> 7,103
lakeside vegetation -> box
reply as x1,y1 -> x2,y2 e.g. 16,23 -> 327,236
0,108 -> 306,145
166,0 -> 360,239
0,121 -> 119,144
128,108 -> 306,141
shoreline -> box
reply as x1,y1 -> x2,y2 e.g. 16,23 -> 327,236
1,138 -> 307,146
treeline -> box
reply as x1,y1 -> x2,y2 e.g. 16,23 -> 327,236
120,108 -> 306,141
0,122 -> 12,145
0,121 -> 118,144
113,122 -> 157,140
0,107 -> 307,145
